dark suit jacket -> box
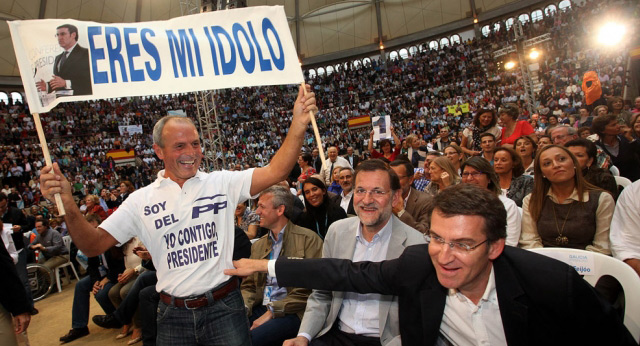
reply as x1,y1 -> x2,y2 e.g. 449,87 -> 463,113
329,192 -> 355,215
3,205 -> 29,251
276,244 -> 636,346
0,237 -> 29,316
53,45 -> 92,96
343,154 -> 361,169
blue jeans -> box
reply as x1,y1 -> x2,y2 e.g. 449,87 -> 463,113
140,285 -> 159,346
72,276 -> 116,329
155,288 -> 250,346
249,305 -> 300,346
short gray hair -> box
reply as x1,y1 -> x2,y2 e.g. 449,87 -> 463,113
550,125 -> 577,137
259,185 -> 294,219
152,116 -> 196,147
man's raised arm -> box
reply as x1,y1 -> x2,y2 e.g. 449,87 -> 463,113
250,84 -> 317,195
39,163 -> 118,256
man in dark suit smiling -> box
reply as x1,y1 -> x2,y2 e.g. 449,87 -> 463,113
36,24 -> 92,96
227,184 -> 636,346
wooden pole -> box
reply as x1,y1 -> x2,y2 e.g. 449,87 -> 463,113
301,83 -> 327,171
32,113 -> 66,216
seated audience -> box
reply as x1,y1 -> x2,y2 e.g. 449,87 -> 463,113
424,157 -> 460,196
295,177 -> 347,239
493,147 -> 533,207
565,138 -> 618,200
520,145 -> 614,254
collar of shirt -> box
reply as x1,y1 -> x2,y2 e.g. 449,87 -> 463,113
545,188 -> 588,204
341,189 -> 353,199
356,217 -> 392,246
66,42 -> 78,55
268,224 -> 286,245
153,170 -> 206,187
448,266 -> 497,307
403,188 -> 411,208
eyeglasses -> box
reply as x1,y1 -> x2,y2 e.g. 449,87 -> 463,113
461,171 -> 485,178
425,233 -> 488,252
354,188 -> 390,197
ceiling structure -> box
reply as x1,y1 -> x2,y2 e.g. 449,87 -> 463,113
0,0 -> 546,84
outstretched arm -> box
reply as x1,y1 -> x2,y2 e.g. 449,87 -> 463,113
250,84 -> 317,195
39,163 -> 118,257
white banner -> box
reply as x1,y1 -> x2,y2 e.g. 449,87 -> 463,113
118,125 -> 143,136
9,6 -> 303,114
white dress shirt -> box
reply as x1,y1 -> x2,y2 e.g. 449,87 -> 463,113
438,267 -> 507,346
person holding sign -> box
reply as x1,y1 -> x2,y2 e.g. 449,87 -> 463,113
40,84 -> 316,346
35,24 -> 93,97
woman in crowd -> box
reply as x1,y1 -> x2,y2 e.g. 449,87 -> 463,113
593,105 -> 608,117
296,153 -> 316,195
235,201 -> 259,239
514,135 -> 537,175
461,108 -> 501,155
608,96 -> 631,125
443,144 -> 465,175
520,145 -> 614,254
368,127 -> 402,161
326,166 -> 343,195
296,177 -> 347,239
592,114 -> 640,181
499,103 -> 535,147
84,194 -> 107,220
425,157 -> 461,196
577,127 -> 592,138
565,139 -> 618,200
494,147 -> 533,207
461,157 -> 521,246
108,237 -> 143,344
545,114 -> 559,133
630,113 -> 640,140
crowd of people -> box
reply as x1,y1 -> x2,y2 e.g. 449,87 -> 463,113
1,0 -> 640,345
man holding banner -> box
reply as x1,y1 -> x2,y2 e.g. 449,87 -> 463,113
40,84 -> 317,345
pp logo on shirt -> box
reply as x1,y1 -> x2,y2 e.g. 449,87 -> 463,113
192,194 -> 228,219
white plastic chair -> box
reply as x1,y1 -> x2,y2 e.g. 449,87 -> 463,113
54,236 -> 80,293
529,247 -> 640,342
615,176 -> 632,189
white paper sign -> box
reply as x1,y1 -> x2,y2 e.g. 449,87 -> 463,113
372,115 -> 391,141
9,6 -> 303,114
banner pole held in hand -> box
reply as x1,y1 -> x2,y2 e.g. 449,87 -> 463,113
301,83 -> 327,171
33,113 -> 66,216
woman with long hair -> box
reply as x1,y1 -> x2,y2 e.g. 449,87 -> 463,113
608,96 -> 631,125
368,127 -> 402,161
461,108 -> 501,155
493,147 -> 533,207
520,145 -> 614,254
296,153 -> 316,194
461,157 -> 521,246
629,112 -> 640,140
514,135 -> 537,176
424,157 -> 460,196
443,144 -> 465,174
296,177 -> 347,239
498,103 -> 535,147
565,138 -> 618,200
235,201 -> 259,239
592,114 -> 640,181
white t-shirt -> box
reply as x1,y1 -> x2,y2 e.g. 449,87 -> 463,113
100,169 -> 254,296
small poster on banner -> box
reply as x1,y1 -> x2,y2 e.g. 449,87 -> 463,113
372,116 -> 391,141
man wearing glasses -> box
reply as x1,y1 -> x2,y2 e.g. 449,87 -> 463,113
226,184 -> 635,345
276,159 -> 424,346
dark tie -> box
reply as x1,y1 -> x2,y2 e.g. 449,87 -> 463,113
330,162 -> 334,181
59,51 -> 69,69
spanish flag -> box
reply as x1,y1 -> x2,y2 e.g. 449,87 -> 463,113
348,115 -> 371,129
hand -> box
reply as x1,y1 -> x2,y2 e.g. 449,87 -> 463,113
413,171 -> 424,180
283,336 -> 310,346
118,268 -> 136,284
40,163 -> 72,202
91,281 -> 102,295
392,197 -> 404,215
48,75 -> 67,90
134,249 -> 151,261
13,312 -> 31,334
12,225 -> 21,233
370,130 -> 375,137
620,125 -> 633,141
292,84 -> 316,128
250,310 -> 273,331
441,172 -> 451,186
223,259 -> 269,277
36,79 -> 47,92
30,244 -> 44,251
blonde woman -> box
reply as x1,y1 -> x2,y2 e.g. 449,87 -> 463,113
425,157 -> 460,196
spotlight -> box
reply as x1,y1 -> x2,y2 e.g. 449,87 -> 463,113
474,18 -> 478,24
597,22 -> 625,46
529,50 -> 540,60
505,61 -> 516,70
